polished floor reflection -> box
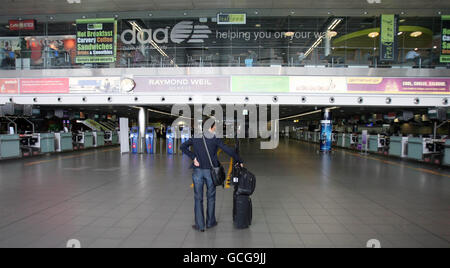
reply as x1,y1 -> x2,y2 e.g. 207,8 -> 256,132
0,139 -> 449,248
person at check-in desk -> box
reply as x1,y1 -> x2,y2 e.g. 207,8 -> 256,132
181,120 -> 244,232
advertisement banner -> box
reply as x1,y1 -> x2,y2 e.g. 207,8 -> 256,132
20,78 -> 69,94
232,76 -> 289,92
347,77 -> 450,94
217,14 -> 247,25
0,79 -> 19,94
320,109 -> 332,152
290,76 -> 347,93
134,76 -> 230,93
3,75 -> 450,95
380,14 -> 398,62
441,15 -> 450,63
76,18 -> 117,63
69,77 -> 121,94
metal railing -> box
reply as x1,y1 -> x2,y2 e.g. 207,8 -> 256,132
1,46 -> 448,71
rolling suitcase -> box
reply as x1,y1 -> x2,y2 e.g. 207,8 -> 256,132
231,134 -> 253,229
233,192 -> 252,229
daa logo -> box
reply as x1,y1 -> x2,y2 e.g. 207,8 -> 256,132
121,21 -> 212,45
171,21 -> 212,44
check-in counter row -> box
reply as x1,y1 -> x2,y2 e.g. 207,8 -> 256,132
293,131 -> 450,166
0,131 -> 119,160
293,131 -> 321,144
335,134 -> 446,164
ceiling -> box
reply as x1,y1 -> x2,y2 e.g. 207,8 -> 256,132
34,104 -> 429,123
2,0 -> 450,16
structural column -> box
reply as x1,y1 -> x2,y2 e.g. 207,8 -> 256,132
320,108 -> 332,153
138,107 -> 147,154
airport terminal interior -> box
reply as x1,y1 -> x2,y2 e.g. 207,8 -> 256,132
0,0 -> 450,248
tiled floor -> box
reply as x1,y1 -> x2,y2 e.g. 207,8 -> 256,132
0,139 -> 449,248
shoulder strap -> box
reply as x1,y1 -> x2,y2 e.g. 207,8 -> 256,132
202,135 -> 214,168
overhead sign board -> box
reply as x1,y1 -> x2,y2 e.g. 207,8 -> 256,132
217,14 -> 246,25
2,76 -> 450,95
76,18 -> 117,63
9,20 -> 35,31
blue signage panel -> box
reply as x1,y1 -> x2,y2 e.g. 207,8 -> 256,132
130,126 -> 139,154
320,110 -> 332,152
166,126 -> 175,155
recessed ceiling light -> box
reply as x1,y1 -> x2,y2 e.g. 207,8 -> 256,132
255,24 -> 261,27
399,19 -> 406,23
328,31 -> 338,38
433,45 -> 438,49
397,31 -> 403,36
284,32 -> 295,37
368,32 -> 379,38
410,31 -> 422,37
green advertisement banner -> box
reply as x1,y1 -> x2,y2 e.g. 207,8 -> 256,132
380,14 -> 397,62
217,14 -> 247,24
231,76 -> 290,92
441,15 -> 450,63
76,18 -> 117,64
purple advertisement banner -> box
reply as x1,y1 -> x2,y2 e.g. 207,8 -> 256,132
134,76 -> 230,93
347,77 -> 450,94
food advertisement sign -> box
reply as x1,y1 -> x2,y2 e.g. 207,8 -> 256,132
76,18 -> 117,63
